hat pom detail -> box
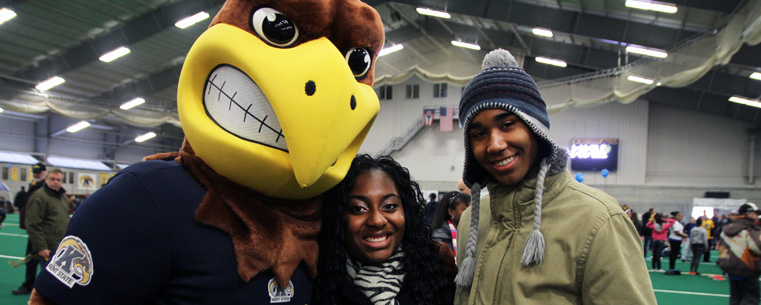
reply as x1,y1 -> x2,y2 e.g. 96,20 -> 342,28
482,49 -> 519,70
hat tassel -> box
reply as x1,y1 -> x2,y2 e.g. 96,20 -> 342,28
520,158 -> 550,266
455,183 -> 481,289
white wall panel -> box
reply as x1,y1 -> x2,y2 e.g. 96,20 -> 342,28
0,116 -> 36,152
551,101 -> 649,185
392,122 -> 465,187
646,103 -> 759,187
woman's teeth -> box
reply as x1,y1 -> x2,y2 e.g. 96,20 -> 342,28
365,235 -> 388,243
495,156 -> 515,167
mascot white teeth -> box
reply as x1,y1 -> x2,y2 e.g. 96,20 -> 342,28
30,0 -> 383,304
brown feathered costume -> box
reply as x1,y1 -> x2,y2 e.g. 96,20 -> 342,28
30,0 -> 383,303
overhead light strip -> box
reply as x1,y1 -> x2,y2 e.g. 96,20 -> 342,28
120,97 -> 145,110
99,46 -> 131,62
729,96 -> 761,108
135,132 -> 157,143
175,11 -> 210,29
451,40 -> 481,50
626,45 -> 668,58
416,7 -> 451,19
751,72 -> 761,80
66,121 -> 91,133
535,56 -> 567,67
625,0 -> 678,14
0,7 -> 16,24
627,75 -> 655,85
378,44 -> 403,57
532,28 -> 554,38
35,76 -> 65,91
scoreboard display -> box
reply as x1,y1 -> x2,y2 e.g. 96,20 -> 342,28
569,138 -> 619,172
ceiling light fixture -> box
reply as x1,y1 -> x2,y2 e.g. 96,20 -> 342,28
66,121 -> 91,133
175,11 -> 210,29
626,45 -> 668,58
729,96 -> 761,108
627,75 -> 655,85
451,40 -> 481,50
535,56 -> 567,67
119,97 -> 145,110
532,28 -> 554,38
416,7 -> 451,19
751,72 -> 761,80
35,76 -> 65,91
0,7 -> 16,24
135,132 -> 157,142
625,0 -> 678,14
0,106 -> 4,113
378,44 -> 404,57
99,46 -> 131,62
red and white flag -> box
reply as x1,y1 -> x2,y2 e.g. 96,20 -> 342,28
439,106 -> 454,131
423,108 -> 434,126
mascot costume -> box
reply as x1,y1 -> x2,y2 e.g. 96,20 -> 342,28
29,0 -> 383,303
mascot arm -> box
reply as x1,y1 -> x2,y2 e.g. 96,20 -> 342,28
32,167 -> 172,304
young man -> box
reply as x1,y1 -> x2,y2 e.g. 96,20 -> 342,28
718,203 -> 761,305
453,49 -> 656,304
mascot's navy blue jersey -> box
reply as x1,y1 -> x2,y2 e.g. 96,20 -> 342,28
34,160 -> 312,304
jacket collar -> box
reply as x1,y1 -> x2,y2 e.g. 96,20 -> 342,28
486,169 -> 571,224
42,183 -> 66,197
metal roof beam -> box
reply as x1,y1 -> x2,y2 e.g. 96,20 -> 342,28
14,0 -> 223,84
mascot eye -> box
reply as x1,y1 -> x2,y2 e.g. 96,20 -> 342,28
345,48 -> 371,79
251,7 -> 299,47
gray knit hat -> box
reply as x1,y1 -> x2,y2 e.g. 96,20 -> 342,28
454,49 -> 561,289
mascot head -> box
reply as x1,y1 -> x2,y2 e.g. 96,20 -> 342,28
177,0 -> 384,199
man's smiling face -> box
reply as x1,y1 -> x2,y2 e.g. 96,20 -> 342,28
468,109 -> 540,187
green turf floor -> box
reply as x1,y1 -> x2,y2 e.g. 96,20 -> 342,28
0,213 -> 738,304
2,213 -> 33,305
647,252 -> 730,304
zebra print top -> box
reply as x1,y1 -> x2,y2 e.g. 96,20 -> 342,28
345,250 -> 405,305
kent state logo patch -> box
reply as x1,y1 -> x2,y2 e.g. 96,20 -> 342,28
46,236 -> 94,288
267,278 -> 294,303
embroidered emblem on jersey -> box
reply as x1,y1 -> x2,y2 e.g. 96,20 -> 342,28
267,278 -> 294,303
46,235 -> 94,288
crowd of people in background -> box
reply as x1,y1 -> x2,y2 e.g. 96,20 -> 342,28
630,205 -> 734,275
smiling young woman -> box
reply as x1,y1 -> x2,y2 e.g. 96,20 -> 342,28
312,154 -> 456,305
344,169 -> 406,264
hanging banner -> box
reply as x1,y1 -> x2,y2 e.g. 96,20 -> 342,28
439,106 -> 454,131
423,108 -> 434,126
10,167 -> 19,181
77,172 -> 97,193
99,172 -> 115,187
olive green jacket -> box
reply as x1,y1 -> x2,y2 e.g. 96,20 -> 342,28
455,170 -> 656,305
25,184 -> 70,253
